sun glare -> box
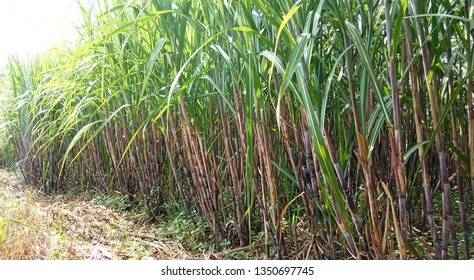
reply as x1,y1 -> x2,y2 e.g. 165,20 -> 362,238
0,0 -> 83,65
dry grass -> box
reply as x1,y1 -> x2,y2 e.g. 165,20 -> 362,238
0,170 -> 194,260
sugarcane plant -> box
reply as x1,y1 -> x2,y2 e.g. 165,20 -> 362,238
2,0 -> 473,259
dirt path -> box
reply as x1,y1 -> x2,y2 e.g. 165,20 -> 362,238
0,170 -> 194,260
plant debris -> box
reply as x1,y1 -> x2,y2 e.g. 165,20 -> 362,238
0,170 -> 195,260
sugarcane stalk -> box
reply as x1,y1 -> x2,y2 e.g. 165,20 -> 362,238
446,17 -> 463,259
403,11 -> 438,248
385,1 -> 408,258
412,0 -> 457,259
464,0 -> 474,213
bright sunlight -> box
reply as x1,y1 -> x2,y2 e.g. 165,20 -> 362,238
0,0 -> 85,65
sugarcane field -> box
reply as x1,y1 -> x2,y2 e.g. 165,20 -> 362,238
0,0 -> 474,260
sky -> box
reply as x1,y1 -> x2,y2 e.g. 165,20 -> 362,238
0,0 -> 88,66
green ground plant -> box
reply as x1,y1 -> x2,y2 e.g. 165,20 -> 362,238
0,66 -> 16,169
